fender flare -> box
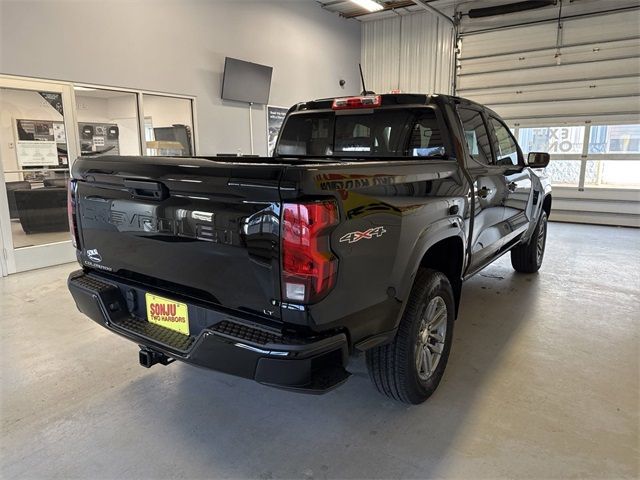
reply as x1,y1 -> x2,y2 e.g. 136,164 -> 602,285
393,217 -> 466,328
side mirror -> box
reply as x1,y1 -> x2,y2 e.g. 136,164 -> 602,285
527,152 -> 550,168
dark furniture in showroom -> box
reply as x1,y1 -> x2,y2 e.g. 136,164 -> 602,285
14,188 -> 68,234
43,178 -> 69,188
6,181 -> 31,219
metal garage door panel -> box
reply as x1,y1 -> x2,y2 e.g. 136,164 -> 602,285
460,10 -> 639,60
457,0 -> 640,34
562,11 -> 640,44
460,39 -> 640,75
491,96 -> 640,120
459,77 -> 640,106
459,24 -> 557,59
554,198 -> 640,216
458,57 -> 640,90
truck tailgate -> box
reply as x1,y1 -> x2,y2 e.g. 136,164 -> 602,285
72,156 -> 284,320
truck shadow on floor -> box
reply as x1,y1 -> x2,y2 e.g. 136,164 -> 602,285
114,257 -> 544,479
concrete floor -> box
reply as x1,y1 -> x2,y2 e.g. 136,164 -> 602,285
1,222 -> 638,479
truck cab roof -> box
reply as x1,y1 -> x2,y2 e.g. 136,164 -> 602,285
291,92 -> 490,115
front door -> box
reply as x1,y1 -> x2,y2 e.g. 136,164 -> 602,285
488,116 -> 533,247
0,75 -> 79,274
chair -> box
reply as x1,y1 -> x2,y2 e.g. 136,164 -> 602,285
14,188 -> 68,234
6,181 -> 31,219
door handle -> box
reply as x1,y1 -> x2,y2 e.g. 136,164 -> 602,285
507,181 -> 518,192
124,179 -> 168,200
477,186 -> 493,198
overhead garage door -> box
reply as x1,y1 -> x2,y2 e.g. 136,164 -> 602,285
457,1 -> 640,227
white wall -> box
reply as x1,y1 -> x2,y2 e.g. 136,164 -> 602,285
0,0 -> 362,156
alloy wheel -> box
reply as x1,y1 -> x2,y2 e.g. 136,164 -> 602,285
415,296 -> 448,382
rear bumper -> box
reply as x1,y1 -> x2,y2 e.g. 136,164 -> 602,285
67,270 -> 350,393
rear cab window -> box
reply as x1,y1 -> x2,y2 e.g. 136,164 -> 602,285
276,108 -> 448,160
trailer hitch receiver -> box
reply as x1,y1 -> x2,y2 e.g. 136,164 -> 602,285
139,347 -> 174,368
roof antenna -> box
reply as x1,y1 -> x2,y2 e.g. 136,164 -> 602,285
359,63 -> 375,95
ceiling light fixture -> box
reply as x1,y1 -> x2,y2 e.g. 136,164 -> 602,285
350,0 -> 384,12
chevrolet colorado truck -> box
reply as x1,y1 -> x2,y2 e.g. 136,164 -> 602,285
67,93 -> 551,404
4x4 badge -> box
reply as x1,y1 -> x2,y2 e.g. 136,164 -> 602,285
339,226 -> 387,244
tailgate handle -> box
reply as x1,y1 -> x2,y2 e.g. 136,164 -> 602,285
124,179 -> 168,200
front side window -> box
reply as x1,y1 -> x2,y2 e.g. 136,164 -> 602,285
276,109 -> 446,159
458,107 -> 492,165
490,118 -> 519,166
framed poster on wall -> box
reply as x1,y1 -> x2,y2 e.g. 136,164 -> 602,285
15,140 -> 58,167
266,105 -> 288,156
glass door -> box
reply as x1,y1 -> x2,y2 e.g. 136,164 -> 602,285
0,76 -> 79,275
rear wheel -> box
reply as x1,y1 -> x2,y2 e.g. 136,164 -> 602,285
366,268 -> 455,404
511,210 -> 548,273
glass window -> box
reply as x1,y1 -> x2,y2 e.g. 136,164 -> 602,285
276,109 -> 446,159
588,124 -> 640,154
544,160 -> 582,186
74,87 -> 141,156
518,126 -> 585,155
142,94 -> 195,156
407,114 -> 445,157
277,113 -> 334,156
490,118 -> 519,166
1,87 -> 70,248
584,160 -> 640,187
458,108 -> 492,165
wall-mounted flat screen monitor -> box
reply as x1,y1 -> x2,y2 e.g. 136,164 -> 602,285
221,57 -> 273,104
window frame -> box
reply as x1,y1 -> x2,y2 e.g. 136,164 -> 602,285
488,115 -> 524,168
511,120 -> 640,190
457,105 -> 497,167
275,106 -> 452,160
73,81 -> 198,157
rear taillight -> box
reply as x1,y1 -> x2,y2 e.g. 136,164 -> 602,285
281,201 -> 339,304
332,95 -> 381,110
67,180 -> 80,249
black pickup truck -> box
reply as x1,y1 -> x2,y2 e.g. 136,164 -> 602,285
67,93 -> 551,404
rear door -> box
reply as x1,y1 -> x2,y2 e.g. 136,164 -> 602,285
488,116 -> 533,245
458,106 -> 507,274
74,156 -> 284,320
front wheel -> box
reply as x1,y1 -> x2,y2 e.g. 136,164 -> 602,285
511,210 -> 548,273
366,268 -> 455,404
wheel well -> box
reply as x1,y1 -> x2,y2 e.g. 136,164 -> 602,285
542,194 -> 552,218
419,236 -> 464,317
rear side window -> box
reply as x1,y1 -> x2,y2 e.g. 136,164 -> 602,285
490,118 -> 519,166
458,107 -> 492,165
276,109 -> 446,159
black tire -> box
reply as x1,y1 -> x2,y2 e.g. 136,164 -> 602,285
366,268 -> 455,404
511,210 -> 548,273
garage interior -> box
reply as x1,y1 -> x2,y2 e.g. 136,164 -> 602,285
1,0 -> 639,479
